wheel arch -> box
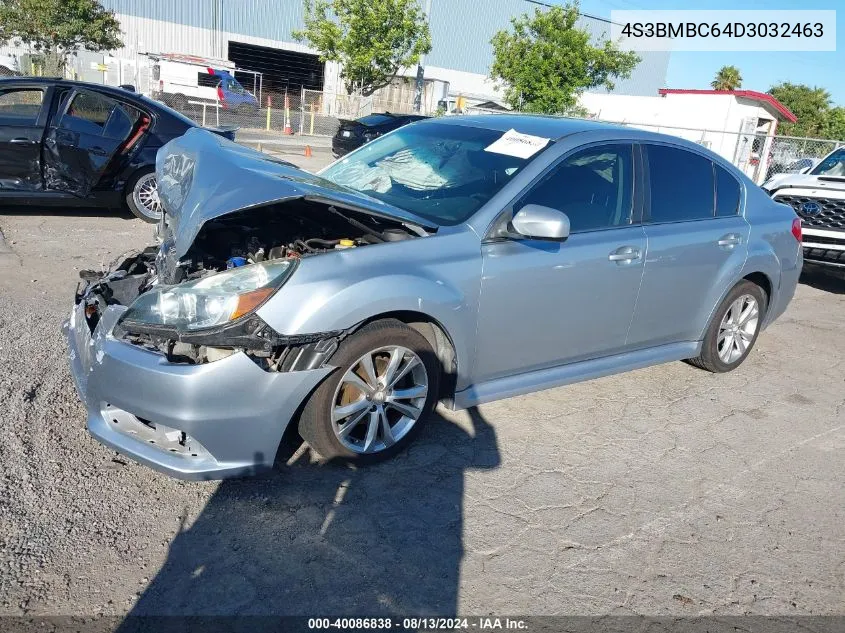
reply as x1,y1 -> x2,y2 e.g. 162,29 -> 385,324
350,310 -> 459,405
697,268 -> 776,341
742,270 -> 773,303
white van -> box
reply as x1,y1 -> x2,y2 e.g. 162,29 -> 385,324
149,54 -> 258,112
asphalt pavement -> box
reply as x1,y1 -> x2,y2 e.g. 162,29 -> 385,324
0,154 -> 843,618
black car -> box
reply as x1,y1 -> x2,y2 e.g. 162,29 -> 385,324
0,77 -> 235,222
332,112 -> 428,157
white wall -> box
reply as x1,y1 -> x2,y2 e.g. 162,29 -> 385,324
578,91 -> 777,175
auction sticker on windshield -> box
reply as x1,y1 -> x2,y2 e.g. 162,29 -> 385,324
484,128 -> 550,159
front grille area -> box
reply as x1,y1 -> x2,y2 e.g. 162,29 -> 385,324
775,194 -> 845,230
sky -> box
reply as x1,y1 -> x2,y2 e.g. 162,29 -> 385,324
575,0 -> 845,105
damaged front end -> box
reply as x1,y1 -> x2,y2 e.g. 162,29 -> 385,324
66,128 -> 434,479
76,128 -> 432,372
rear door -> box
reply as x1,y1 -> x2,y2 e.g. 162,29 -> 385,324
626,143 -> 749,348
0,85 -> 50,191
43,89 -> 142,196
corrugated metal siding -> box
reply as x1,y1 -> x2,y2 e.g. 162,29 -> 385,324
102,0 -> 303,41
101,0 -> 667,97
102,0 -> 217,29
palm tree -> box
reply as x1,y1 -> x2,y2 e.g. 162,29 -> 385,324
711,66 -> 742,91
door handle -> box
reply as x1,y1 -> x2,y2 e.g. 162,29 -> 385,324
717,233 -> 742,248
90,146 -> 108,156
9,137 -> 36,145
608,246 -> 641,263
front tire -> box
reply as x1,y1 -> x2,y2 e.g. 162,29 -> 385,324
689,280 -> 767,373
298,319 -> 440,463
125,169 -> 162,223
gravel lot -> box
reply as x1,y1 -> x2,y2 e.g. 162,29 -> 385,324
1,155 -> 843,617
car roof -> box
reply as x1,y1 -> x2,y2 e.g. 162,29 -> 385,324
0,76 -> 144,98
0,76 -> 197,126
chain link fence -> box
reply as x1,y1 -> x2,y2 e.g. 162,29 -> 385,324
599,120 -> 843,184
6,56 -> 842,183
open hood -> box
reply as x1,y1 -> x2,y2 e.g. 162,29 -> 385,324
156,128 -> 437,258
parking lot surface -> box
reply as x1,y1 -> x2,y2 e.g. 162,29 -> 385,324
1,162 -> 843,616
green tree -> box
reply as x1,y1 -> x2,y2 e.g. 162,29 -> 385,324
822,106 -> 845,141
293,0 -> 431,97
768,82 -> 835,137
489,3 -> 640,114
710,65 -> 742,91
0,0 -> 123,76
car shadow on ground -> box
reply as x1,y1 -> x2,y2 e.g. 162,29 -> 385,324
0,205 -> 136,220
119,407 -> 500,618
800,266 -> 845,295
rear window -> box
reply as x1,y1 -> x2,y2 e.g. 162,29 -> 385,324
358,114 -> 394,126
646,144 -> 715,223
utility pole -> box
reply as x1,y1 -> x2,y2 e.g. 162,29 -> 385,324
413,0 -> 433,113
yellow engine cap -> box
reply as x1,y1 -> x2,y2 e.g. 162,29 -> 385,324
338,239 -> 356,247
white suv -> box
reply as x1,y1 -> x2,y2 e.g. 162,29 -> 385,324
764,147 -> 845,270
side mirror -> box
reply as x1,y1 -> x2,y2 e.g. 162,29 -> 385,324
511,204 -> 570,241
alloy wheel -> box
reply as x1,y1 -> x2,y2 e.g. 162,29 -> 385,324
331,345 -> 429,454
717,294 -> 759,364
133,173 -> 162,221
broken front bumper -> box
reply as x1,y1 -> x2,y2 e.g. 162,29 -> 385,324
63,303 -> 332,480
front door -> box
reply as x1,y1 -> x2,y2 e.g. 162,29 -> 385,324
43,89 -> 141,197
627,144 -> 750,348
474,143 -> 646,383
0,85 -> 49,191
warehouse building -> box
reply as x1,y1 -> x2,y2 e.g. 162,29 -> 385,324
2,0 -> 669,115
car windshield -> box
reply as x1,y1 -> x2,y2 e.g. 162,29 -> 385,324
811,148 -> 845,177
321,123 -> 551,225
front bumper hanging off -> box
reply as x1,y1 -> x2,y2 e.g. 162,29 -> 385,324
63,302 -> 332,480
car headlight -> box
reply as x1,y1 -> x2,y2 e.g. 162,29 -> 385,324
120,259 -> 296,331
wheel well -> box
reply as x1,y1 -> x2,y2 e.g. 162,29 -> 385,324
743,272 -> 772,303
123,166 -> 154,196
354,311 -> 458,403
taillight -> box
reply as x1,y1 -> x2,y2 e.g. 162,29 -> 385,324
791,217 -> 802,242
217,85 -> 224,103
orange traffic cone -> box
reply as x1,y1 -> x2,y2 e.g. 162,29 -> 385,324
304,145 -> 312,158
283,117 -> 293,135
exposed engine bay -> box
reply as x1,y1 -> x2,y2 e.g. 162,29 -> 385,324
172,198 -> 414,282
75,199 -> 420,370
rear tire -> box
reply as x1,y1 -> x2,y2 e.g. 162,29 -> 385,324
125,169 -> 162,223
688,280 -> 767,373
298,319 -> 440,463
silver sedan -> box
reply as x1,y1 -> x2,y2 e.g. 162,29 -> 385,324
65,116 -> 802,479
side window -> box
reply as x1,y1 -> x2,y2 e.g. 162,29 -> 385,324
646,144 -> 714,223
715,164 -> 741,217
61,91 -> 116,135
102,103 -> 141,140
60,91 -> 140,140
518,144 -> 634,233
0,89 -> 45,125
